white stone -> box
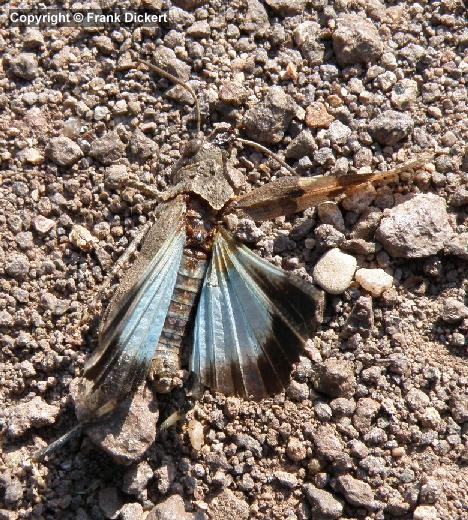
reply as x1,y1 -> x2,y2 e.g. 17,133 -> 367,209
355,268 -> 393,296
69,224 -> 98,251
313,248 -> 357,294
19,147 -> 43,164
326,120 -> 352,145
94,105 -> 110,121
113,99 -> 128,114
22,92 -> 38,105
413,505 -> 440,520
187,419 -> 204,451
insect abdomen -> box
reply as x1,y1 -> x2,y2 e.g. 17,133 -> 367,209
150,252 -> 208,392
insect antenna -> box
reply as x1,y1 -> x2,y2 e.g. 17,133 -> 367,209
137,59 -> 202,135
236,137 -> 297,176
32,423 -> 83,462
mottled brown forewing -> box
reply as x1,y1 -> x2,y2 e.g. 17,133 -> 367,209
229,154 -> 432,222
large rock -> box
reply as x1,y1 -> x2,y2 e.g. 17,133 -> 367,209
71,380 -> 159,465
98,487 -> 122,519
128,129 -> 158,162
342,296 -> 374,338
265,0 -> 307,15
312,425 -> 347,465
304,484 -> 344,519
336,475 -> 377,510
444,232 -> 468,260
122,461 -> 153,495
89,131 -> 126,165
413,505 -> 440,520
294,21 -> 325,65
5,253 -> 30,279
8,53 -> 38,80
119,503 -> 144,520
285,130 -> 316,159
353,398 -> 380,433
440,298 -> 468,324
209,489 -> 249,520
5,397 -> 60,438
376,194 -> 452,258
152,46 -> 191,81
239,0 -> 270,36
314,358 -> 356,398
369,110 -> 414,146
46,136 -> 83,166
243,87 -> 298,144
147,494 -> 195,520
333,15 -> 383,65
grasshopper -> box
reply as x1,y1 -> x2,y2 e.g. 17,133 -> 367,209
35,59 -> 432,460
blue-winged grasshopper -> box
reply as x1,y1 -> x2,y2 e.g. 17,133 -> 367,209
35,59 -> 432,460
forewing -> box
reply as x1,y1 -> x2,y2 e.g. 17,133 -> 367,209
230,154 -> 433,221
81,216 -> 185,420
191,227 -> 321,400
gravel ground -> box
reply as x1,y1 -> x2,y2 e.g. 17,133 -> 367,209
0,1 -> 467,519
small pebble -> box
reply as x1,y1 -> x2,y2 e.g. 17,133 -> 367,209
333,14 -> 383,65
305,102 -> 334,128
355,268 -> 394,296
19,147 -> 43,164
369,110 -> 414,146
33,215 -> 55,234
274,471 -> 297,489
8,53 -> 38,80
326,120 -> 351,145
243,86 -> 298,144
336,475 -> 376,510
69,225 -> 99,251
304,484 -> 344,519
46,136 -> 83,166
286,437 -> 307,462
187,419 -> 204,451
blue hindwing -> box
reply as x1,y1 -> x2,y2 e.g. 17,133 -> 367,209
192,227 -> 320,400
83,225 -> 185,419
